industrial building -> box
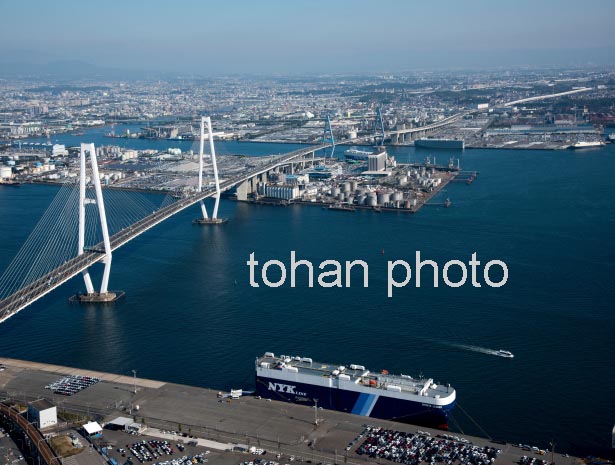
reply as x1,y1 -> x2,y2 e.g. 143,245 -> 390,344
104,416 -> 144,433
105,416 -> 133,431
257,183 -> 299,200
0,166 -> 12,180
82,421 -> 103,438
367,150 -> 387,172
27,399 -> 57,429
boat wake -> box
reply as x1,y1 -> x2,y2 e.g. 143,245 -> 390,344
446,343 -> 514,358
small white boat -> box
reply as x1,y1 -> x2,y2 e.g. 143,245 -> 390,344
496,350 -> 514,358
570,141 -> 605,149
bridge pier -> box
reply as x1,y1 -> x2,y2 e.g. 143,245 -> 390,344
236,171 -> 266,201
236,180 -> 249,201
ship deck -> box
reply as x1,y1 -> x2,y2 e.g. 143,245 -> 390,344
257,354 -> 454,399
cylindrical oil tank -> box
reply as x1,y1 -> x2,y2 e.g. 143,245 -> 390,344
367,197 -> 378,207
358,195 -> 366,205
342,182 -> 351,192
392,192 -> 404,202
347,195 -> 355,204
350,181 -> 357,191
331,187 -> 340,197
377,192 -> 391,205
398,176 -> 408,186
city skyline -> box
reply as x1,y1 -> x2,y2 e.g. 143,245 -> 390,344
1,0 -> 615,76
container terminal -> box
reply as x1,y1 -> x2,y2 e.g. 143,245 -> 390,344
0,357 -> 591,465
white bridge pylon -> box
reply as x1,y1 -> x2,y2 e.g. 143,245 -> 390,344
78,143 -> 113,296
197,116 -> 221,220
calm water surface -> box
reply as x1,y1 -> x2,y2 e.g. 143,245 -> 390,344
1,131 -> 614,456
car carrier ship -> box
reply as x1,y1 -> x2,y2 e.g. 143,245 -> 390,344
255,352 -> 456,429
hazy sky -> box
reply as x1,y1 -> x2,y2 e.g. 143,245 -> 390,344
1,0 -> 614,74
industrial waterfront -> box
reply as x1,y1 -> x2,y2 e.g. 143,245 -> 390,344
0,357 -> 586,465
0,137 -> 614,459
2,0 -> 615,463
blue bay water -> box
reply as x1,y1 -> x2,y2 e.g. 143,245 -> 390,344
1,130 -> 614,456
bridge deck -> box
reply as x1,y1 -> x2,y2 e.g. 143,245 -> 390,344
0,143 -> 334,322
0,111 -> 469,323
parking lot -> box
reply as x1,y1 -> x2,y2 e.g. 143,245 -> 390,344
0,427 -> 25,465
94,430 -> 236,465
519,456 -> 549,465
45,375 -> 100,396
356,426 -> 501,465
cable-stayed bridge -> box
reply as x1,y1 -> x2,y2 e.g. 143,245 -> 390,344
0,146 -> 334,323
0,112 -> 466,323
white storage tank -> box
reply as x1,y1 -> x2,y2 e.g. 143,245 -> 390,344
377,192 -> 391,205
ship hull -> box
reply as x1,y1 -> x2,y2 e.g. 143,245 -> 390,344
345,154 -> 369,161
414,139 -> 464,150
256,375 -> 453,429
